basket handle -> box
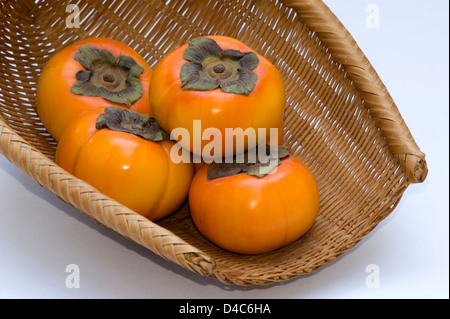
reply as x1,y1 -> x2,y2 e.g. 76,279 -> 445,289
281,0 -> 427,183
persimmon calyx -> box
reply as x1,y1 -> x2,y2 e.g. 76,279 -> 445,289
96,106 -> 170,141
180,37 -> 259,95
207,145 -> 290,179
71,45 -> 145,105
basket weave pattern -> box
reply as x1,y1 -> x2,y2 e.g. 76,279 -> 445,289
0,0 -> 427,285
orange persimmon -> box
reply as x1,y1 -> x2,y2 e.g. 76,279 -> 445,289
188,147 -> 320,254
149,36 -> 285,160
55,106 -> 194,221
37,37 -> 152,141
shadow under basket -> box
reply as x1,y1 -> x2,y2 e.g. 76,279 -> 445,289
0,0 -> 428,286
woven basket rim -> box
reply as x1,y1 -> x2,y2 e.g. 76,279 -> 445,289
0,0 -> 427,286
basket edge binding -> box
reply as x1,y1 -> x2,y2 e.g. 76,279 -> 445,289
0,119 -> 217,279
280,0 -> 428,184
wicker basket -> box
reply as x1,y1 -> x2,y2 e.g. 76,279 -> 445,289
0,0 -> 427,286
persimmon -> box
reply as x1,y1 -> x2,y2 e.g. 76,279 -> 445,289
55,106 -> 194,221
188,146 -> 320,254
36,37 -> 152,141
149,36 -> 285,160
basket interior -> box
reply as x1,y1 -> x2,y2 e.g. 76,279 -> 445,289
0,0 -> 410,285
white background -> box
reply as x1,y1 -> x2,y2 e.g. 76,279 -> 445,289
0,0 -> 448,299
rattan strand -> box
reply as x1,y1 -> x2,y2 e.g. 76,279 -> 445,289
0,0 -> 427,285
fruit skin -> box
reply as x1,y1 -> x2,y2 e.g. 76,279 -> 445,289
55,107 -> 194,221
188,156 -> 320,255
149,35 -> 285,159
36,37 -> 152,142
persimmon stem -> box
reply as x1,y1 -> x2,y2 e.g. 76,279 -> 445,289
207,145 -> 290,179
180,37 -> 259,95
213,64 -> 225,73
71,45 -> 144,105
103,74 -> 115,83
96,106 -> 170,142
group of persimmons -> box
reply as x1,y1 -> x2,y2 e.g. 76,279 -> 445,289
36,36 -> 319,255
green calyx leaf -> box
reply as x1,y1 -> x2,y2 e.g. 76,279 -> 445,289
180,37 -> 259,95
207,145 -> 290,179
71,45 -> 145,106
96,106 -> 170,141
